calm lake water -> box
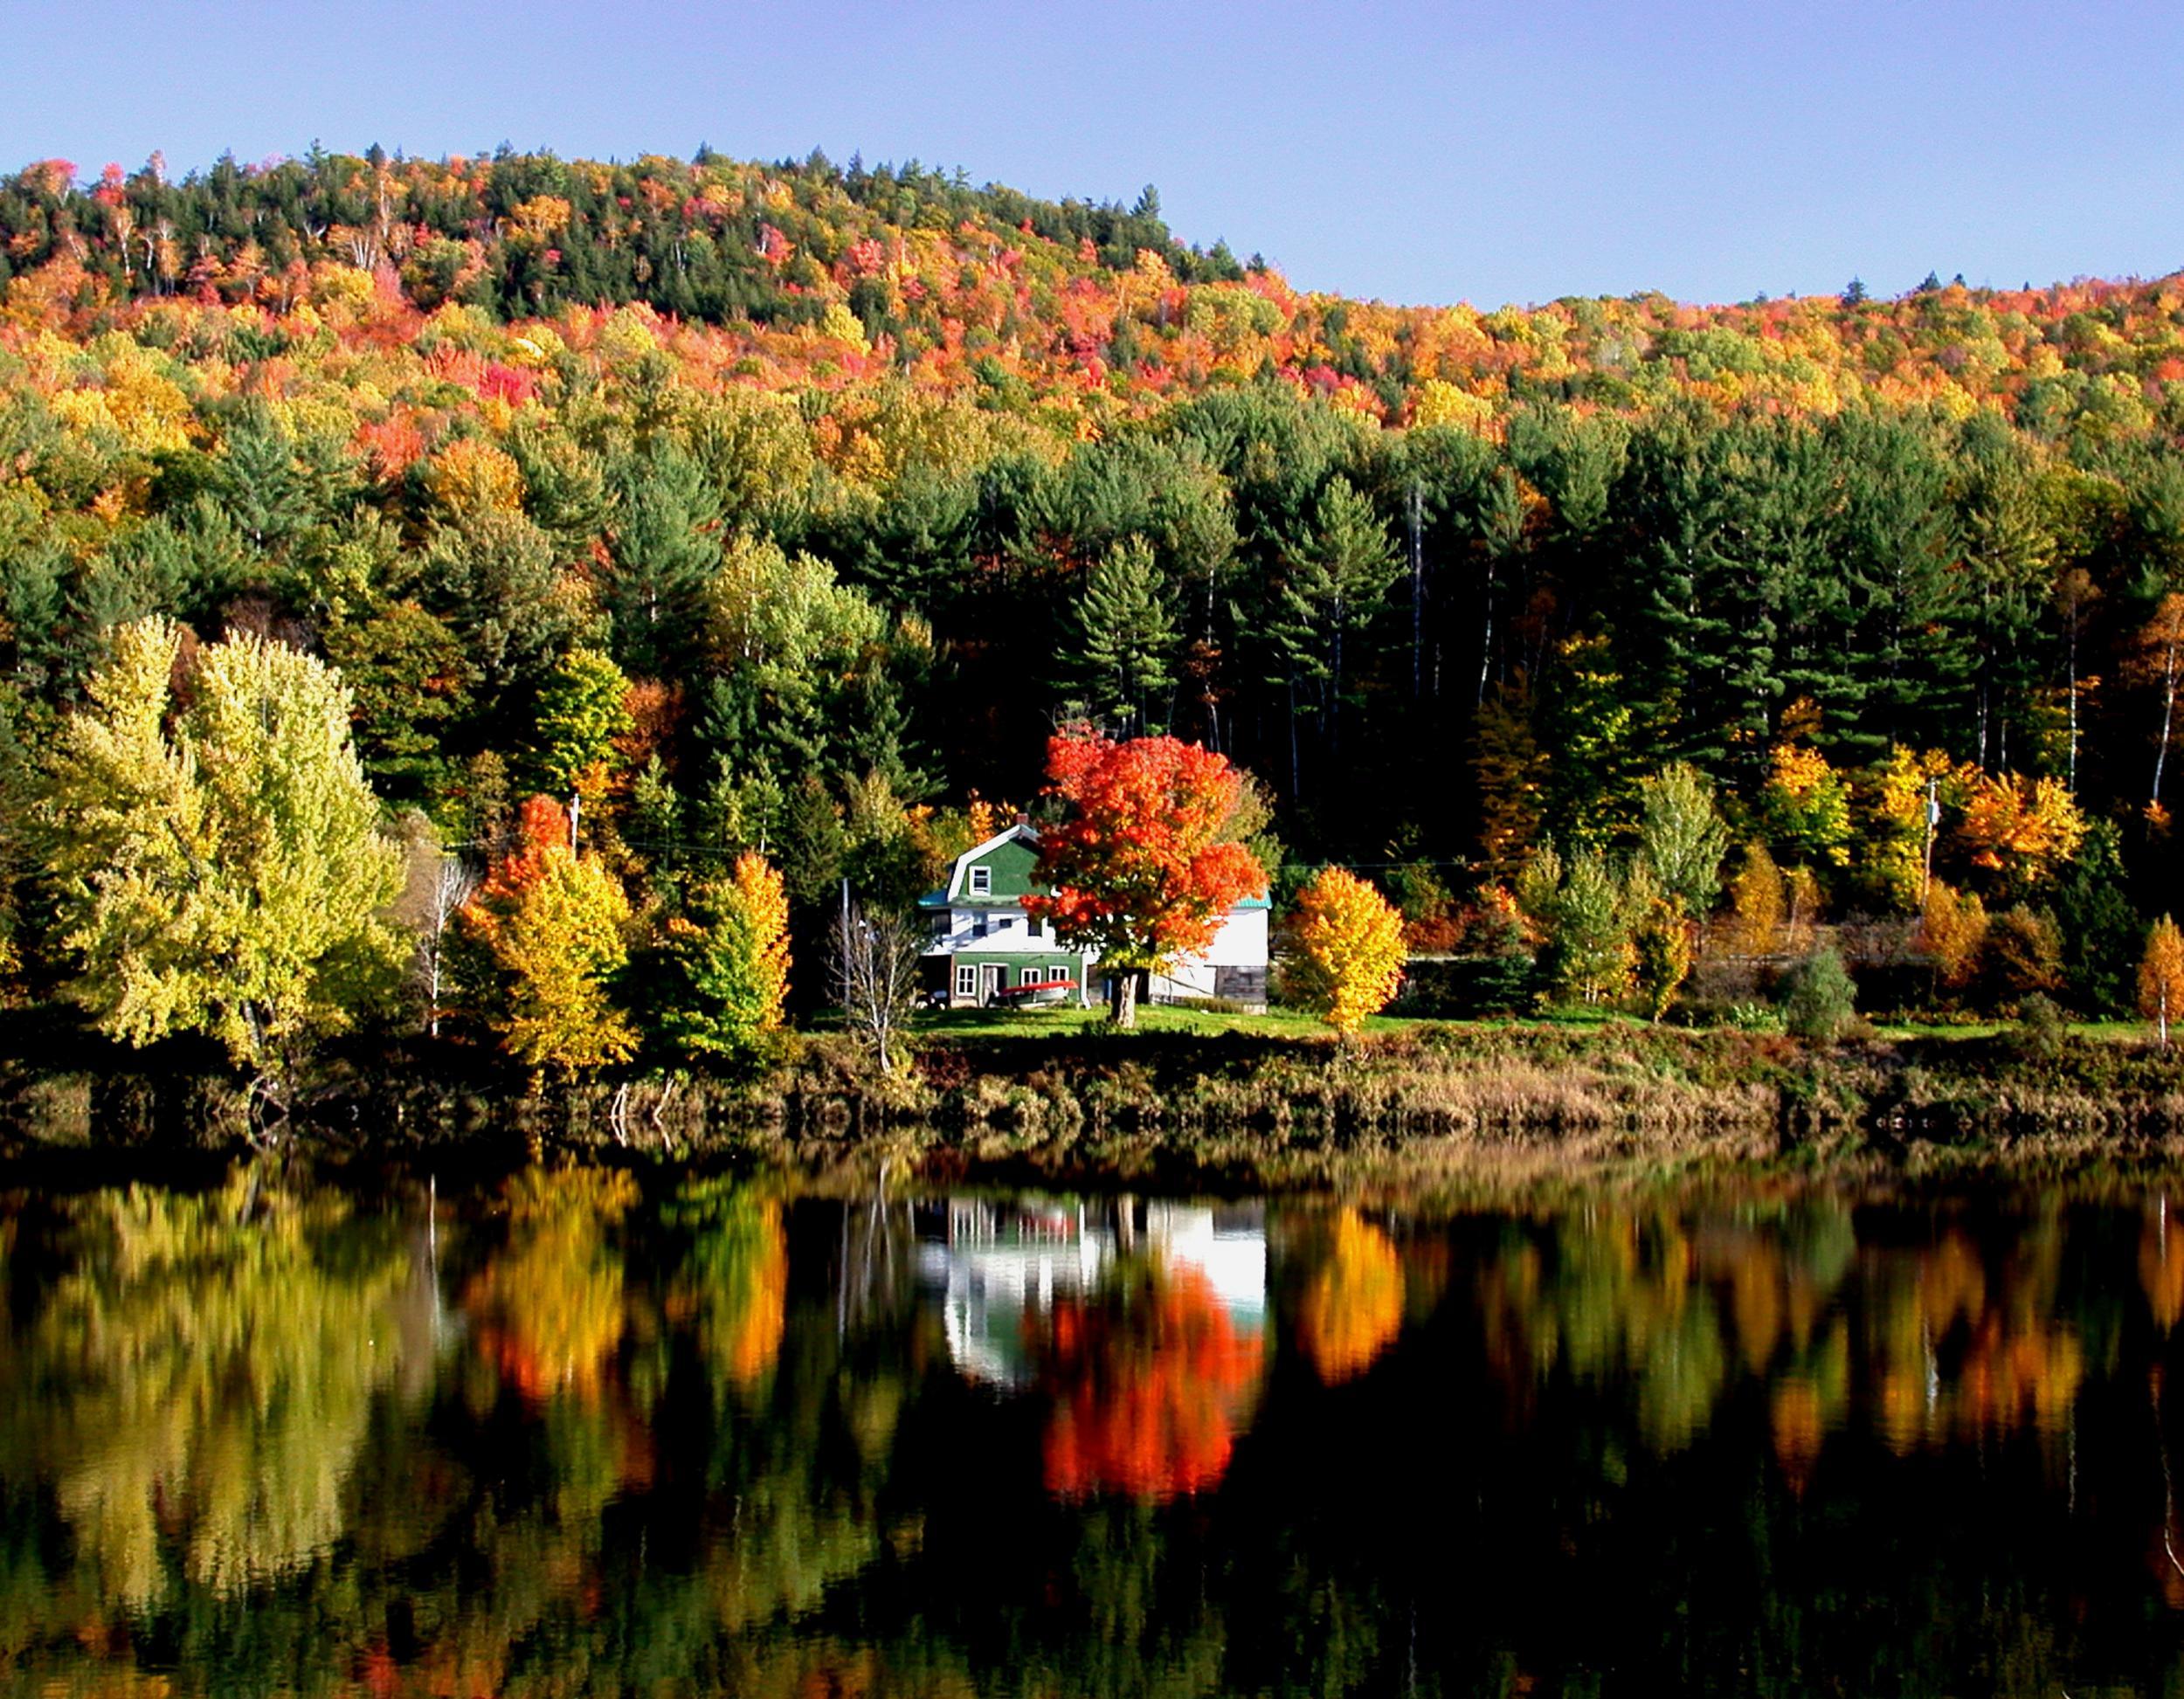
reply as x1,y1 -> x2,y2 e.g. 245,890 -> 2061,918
5,1164 -> 2184,1696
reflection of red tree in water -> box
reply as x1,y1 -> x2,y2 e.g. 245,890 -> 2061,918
1033,1264 -> 1263,1502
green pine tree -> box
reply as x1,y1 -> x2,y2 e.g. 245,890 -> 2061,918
1065,537 -> 1178,736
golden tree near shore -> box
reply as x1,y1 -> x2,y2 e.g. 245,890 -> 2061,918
489,848 -> 639,1076
463,797 -> 639,1078
1724,843 -> 1784,957
1922,880 -> 1989,991
2140,915 -> 2184,1048
1284,867 -> 1406,1035
37,618 -> 404,1088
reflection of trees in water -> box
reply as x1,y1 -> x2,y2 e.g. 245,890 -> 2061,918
0,1173 -> 422,1612
1296,1209 -> 1405,1385
1030,1257 -> 1265,1501
0,1170 -> 914,1694
20,1177 -> 2184,1696
464,1167 -> 639,1404
1469,1197 -> 2102,1463
663,1178 -> 789,1390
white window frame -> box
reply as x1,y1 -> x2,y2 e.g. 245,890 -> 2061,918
968,865 -> 992,895
955,964 -> 978,998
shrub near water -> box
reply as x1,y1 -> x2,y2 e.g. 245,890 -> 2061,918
1781,946 -> 1858,1040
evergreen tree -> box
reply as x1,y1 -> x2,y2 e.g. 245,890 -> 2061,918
1064,538 -> 1178,736
605,442 -> 722,676
1270,473 -> 1400,779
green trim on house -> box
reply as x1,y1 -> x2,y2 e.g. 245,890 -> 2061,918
957,835 -> 1044,899
933,950 -> 1088,1005
944,951 -> 1083,979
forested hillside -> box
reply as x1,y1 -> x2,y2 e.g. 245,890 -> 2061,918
4,145 -> 2184,1034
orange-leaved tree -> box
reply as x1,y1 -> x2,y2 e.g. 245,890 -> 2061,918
1023,731 -> 1268,1028
1284,867 -> 1406,1035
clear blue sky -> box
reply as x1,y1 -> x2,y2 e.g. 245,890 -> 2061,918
3,0 -> 2178,307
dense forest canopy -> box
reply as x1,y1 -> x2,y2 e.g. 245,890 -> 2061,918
4,143 -> 2184,1032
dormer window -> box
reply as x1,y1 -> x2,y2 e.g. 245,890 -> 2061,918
969,866 -> 992,896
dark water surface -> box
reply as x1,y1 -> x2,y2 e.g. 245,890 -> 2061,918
5,1164 -> 2184,1696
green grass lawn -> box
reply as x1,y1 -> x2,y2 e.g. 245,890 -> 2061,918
913,1003 -> 1378,1039
1868,1018 -> 2148,1043
910,1003 -> 1676,1041
912,1002 -> 2166,1047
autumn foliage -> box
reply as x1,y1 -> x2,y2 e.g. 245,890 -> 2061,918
1298,1211 -> 1406,1384
2140,916 -> 2184,1046
1283,867 -> 1406,1033
1034,1263 -> 1263,1502
13,144 -> 2184,1046
1024,732 -> 1268,1025
462,798 -> 638,1076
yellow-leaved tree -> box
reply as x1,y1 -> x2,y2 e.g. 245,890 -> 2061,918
2139,915 -> 2184,1047
461,797 -> 638,1078
1922,880 -> 1989,993
36,618 -> 404,1109
487,846 -> 639,1077
1283,867 -> 1406,1035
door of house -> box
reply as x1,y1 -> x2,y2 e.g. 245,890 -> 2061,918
979,964 -> 1002,1005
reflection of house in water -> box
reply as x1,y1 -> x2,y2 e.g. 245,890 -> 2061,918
916,1197 -> 1267,1388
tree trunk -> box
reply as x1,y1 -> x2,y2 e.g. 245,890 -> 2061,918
2159,636 -> 2181,807
1477,556 -> 1496,708
1287,677 -> 1302,801
1330,593 -> 1345,762
1111,970 -> 1140,1030
1408,481 -> 1424,701
2068,614 -> 2080,793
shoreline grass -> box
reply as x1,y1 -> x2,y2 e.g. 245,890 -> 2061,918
7,1002 -> 2184,1187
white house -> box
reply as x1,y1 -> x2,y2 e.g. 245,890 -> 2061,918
916,822 -> 1271,1010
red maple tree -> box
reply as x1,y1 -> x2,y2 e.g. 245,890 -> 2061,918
1022,731 -> 1267,1026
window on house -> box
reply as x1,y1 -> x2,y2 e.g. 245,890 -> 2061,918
1021,966 -> 1043,986
968,866 -> 992,895
955,964 -> 978,998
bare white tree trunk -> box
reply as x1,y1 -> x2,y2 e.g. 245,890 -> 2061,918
2158,631 -> 2181,808
831,900 -> 928,1074
422,853 -> 477,1039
